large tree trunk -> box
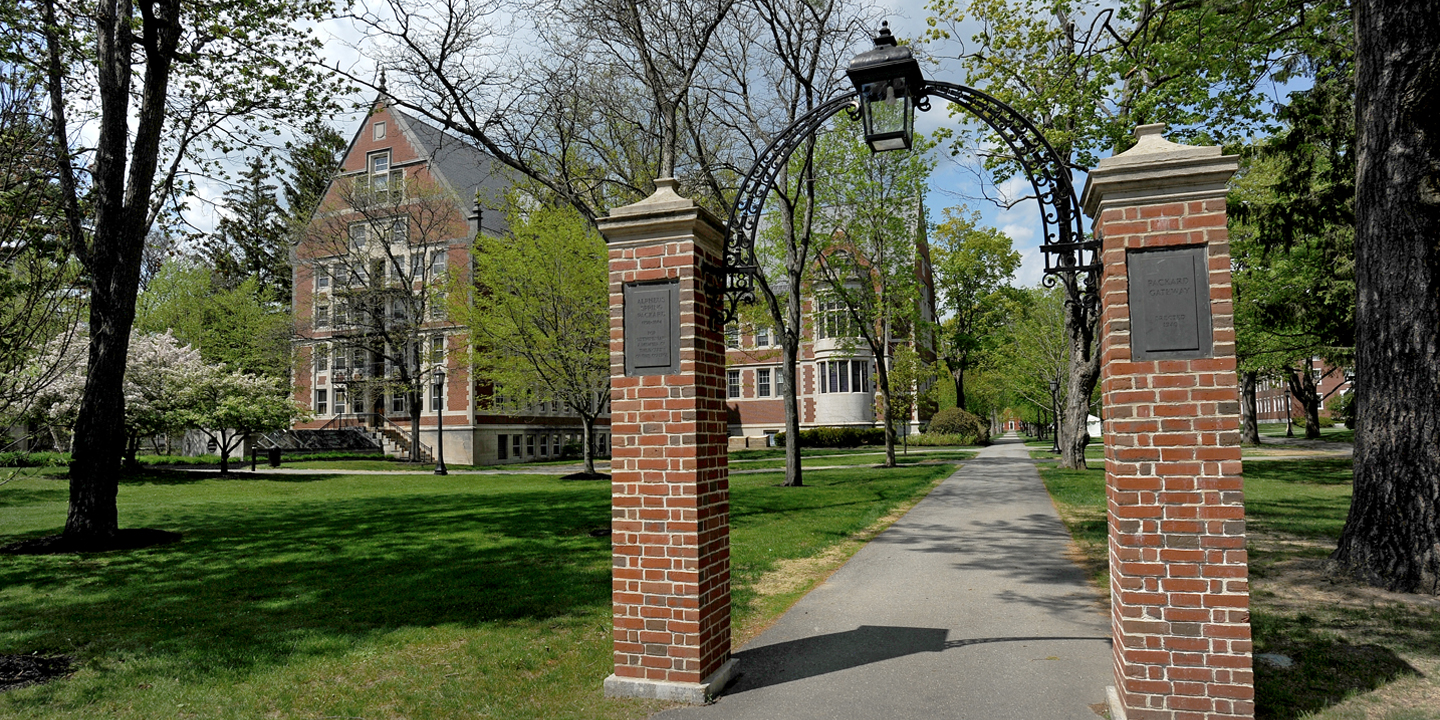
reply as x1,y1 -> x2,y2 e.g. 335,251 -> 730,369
1240,370 -> 1262,445
59,0 -> 181,546
1328,0 -> 1440,594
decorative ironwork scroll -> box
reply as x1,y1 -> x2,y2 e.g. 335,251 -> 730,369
721,80 -> 1100,327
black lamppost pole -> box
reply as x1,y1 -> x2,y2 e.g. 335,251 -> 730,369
434,367 -> 448,475
1049,378 -> 1061,454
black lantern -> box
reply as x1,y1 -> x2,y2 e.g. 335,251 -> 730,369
846,21 -> 926,153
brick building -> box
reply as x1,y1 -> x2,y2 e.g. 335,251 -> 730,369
1252,357 -> 1353,423
290,99 -> 611,465
722,218 -> 937,442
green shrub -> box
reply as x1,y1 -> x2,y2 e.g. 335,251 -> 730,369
0,451 -> 69,468
924,407 -> 988,443
774,427 -> 887,448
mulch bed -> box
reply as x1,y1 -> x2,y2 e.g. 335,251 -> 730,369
0,654 -> 72,692
0,528 -> 181,556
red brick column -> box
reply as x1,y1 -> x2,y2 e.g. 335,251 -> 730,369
1082,125 -> 1251,720
597,178 -> 735,703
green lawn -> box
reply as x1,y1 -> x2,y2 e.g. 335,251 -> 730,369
1036,458 -> 1440,719
1256,422 -> 1355,444
0,461 -> 956,719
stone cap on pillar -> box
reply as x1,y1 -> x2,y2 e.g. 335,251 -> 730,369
1080,123 -> 1239,218
596,177 -> 725,255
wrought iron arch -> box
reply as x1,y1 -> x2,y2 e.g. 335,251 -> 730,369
722,80 -> 1100,327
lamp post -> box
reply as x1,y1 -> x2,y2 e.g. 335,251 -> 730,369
433,367 -> 448,475
1049,378 -> 1061,454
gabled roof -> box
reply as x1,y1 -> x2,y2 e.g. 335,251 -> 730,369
390,107 -> 511,237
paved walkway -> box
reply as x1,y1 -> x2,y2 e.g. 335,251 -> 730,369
657,434 -> 1114,720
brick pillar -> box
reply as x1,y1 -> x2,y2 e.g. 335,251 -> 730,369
597,178 -> 735,703
1081,125 -> 1251,720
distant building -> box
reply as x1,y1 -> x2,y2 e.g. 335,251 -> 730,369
289,98 -> 610,465
1253,357 -> 1353,424
723,210 -> 937,442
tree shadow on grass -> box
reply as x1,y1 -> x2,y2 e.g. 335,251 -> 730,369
1254,627 -> 1421,719
0,481 -> 616,686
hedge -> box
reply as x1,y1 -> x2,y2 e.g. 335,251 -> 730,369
774,426 -> 887,448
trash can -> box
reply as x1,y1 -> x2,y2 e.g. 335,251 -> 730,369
267,448 -> 282,467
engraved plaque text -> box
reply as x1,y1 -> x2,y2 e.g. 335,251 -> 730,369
1127,246 -> 1213,360
623,282 -> 681,375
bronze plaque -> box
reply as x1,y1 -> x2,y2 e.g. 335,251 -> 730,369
1127,246 -> 1213,360
623,281 -> 680,375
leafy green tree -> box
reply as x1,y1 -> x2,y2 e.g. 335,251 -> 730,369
886,343 -> 938,449
176,368 -> 306,475
453,200 -> 611,476
922,0 -> 1339,469
0,71 -> 84,432
929,206 -> 1021,411
23,0 -> 347,546
1229,13 -> 1356,443
811,118 -> 934,467
135,260 -> 292,380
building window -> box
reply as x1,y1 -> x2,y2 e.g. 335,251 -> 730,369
725,324 -> 739,349
527,434 -> 535,456
373,121 -> 386,140
540,434 -> 549,456
498,434 -> 508,460
334,388 -> 347,415
728,370 -> 741,399
349,223 -> 367,252
756,327 -> 770,347
757,368 -> 771,398
315,263 -> 329,290
817,360 -> 870,394
431,249 -> 447,276
369,150 -> 390,175
315,389 -> 328,415
315,345 -> 329,372
775,367 -> 785,396
512,434 -> 522,458
816,299 -> 857,340
390,217 -> 409,243
315,304 -> 329,328
598,433 -> 607,455
430,380 -> 442,412
391,391 -> 406,413
431,335 -> 445,364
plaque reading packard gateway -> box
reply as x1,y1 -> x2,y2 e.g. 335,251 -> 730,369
1126,245 -> 1214,360
623,281 -> 681,376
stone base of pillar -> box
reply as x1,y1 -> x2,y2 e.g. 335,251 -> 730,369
603,659 -> 738,704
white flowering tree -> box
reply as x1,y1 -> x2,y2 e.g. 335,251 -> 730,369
31,328 -> 215,464
174,370 -> 305,474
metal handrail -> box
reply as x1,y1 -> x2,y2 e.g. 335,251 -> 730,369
350,412 -> 433,460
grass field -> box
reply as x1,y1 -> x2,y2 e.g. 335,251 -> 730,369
1035,457 -> 1440,720
0,459 -> 957,719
